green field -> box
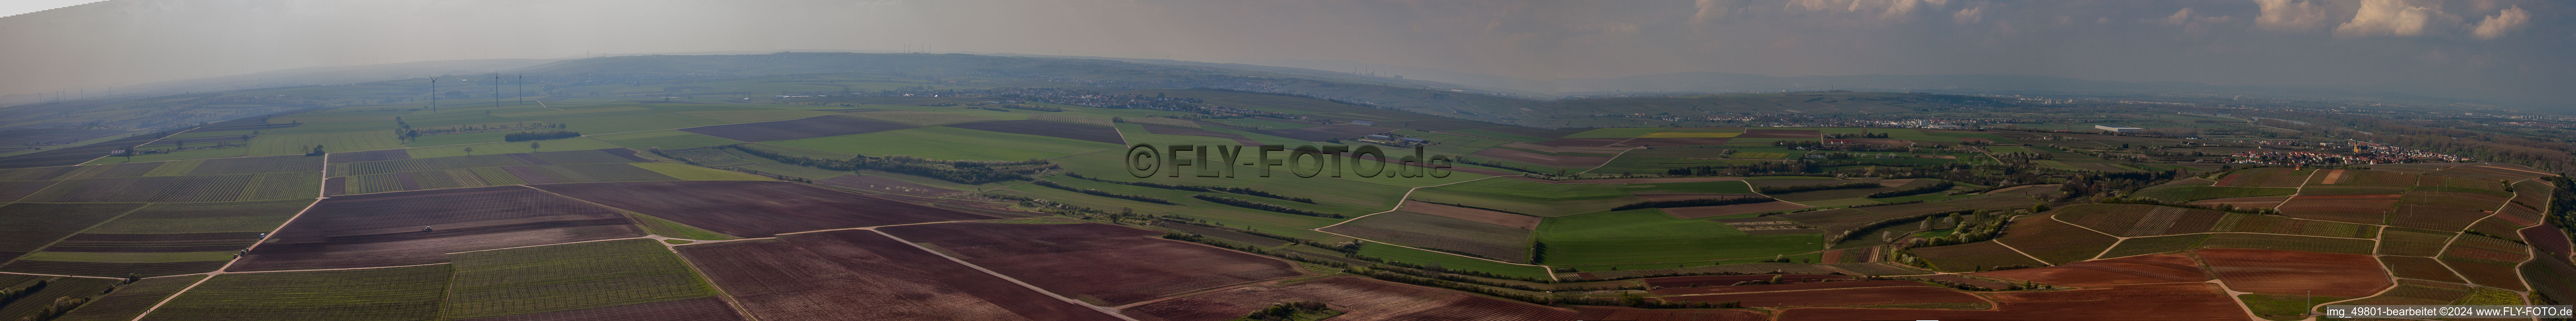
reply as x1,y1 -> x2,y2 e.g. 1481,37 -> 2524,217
630,213 -> 739,241
56,199 -> 305,234
52,275 -> 208,321
1534,209 -> 1819,264
145,264 -> 454,321
1354,242 -> 1551,279
443,239 -> 719,318
404,137 -> 621,158
631,162 -> 769,181
590,130 -> 744,150
1408,178 -> 1634,217
765,126 -> 1121,161
1562,127 -> 1666,138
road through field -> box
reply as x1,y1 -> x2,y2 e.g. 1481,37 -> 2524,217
1306,175 -> 1564,282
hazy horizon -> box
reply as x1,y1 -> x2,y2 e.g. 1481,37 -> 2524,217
3,0 -> 2567,107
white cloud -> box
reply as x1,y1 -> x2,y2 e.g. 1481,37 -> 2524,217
2253,0 -> 2329,32
1691,0 -> 1731,25
1784,0 -> 1943,19
2164,8 -> 2194,25
2335,0 -> 2439,37
1953,6 -> 1981,24
2470,6 -> 2529,40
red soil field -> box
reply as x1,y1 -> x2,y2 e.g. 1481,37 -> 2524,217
946,120 -> 1123,144
1527,138 -> 1628,147
1399,200 -> 1541,229
454,297 -> 745,321
2196,249 -> 2389,297
878,223 -> 1301,306
1664,201 -> 1813,219
1123,276 -> 1575,321
1468,148 -> 1612,167
1658,286 -> 1985,308
2377,255 -> 2467,283
1778,283 -> 2247,321
230,186 -> 641,271
2496,203 -> 2544,226
1648,280 -> 1932,296
1571,307 -> 1768,321
2440,258 -> 2527,291
1643,274 -> 1853,288
533,181 -> 994,237
2524,225 -> 2574,261
678,115 -> 916,142
674,229 -> 1124,321
817,174 -> 961,197
1970,254 -> 2207,287
327,149 -> 412,163
1624,137 -> 1734,146
1738,129 -> 1818,138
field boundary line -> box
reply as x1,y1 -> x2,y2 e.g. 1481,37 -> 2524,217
219,262 -> 453,274
867,229 -> 1146,321
1987,239 -> 2053,266
0,271 -> 127,280
130,153 -> 332,321
646,236 -> 767,321
1742,180 -> 1814,208
126,272 -> 216,321
8,201 -> 149,262
1572,145 -> 1645,175
2047,214 -> 2129,261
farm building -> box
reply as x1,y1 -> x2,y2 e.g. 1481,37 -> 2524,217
2095,125 -> 2144,132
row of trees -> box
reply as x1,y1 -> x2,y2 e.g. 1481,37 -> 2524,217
502,130 -> 580,142
1609,197 -> 1777,211
1062,172 -> 1314,203
1031,180 -> 1174,204
721,145 -> 1050,184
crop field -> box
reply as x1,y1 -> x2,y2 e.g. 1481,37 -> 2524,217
675,230 -> 1125,321
1351,243 -> 1554,279
0,203 -> 147,262
2052,204 -> 2222,237
628,163 -> 767,181
232,186 -> 643,271
334,154 -> 529,176
944,120 -> 1124,144
2339,279 -> 2474,306
839,110 -> 1000,126
1395,200 -> 1543,229
2207,214 -> 2377,238
0,275 -> 124,320
1407,178 -> 1634,217
444,239 -> 721,319
594,130 -> 745,150
142,264 -> 454,321
1124,276 -> 1573,321
2378,227 -> 2456,256
1777,283 -> 2247,321
2276,195 -> 2398,225
1989,216 -> 2118,265
1661,285 -> 1985,308
51,275 -> 207,321
2211,167 -> 2312,188
536,181 -> 993,237
2196,249 -> 2389,297
26,171 -> 317,202
771,126 -> 1124,161
1662,201 -> 1812,218
2196,233 -> 2376,255
2441,234 -> 2531,291
1467,147 -> 1615,168
1563,127 -> 1668,138
2133,186 -> 2296,202
1535,209 -> 1817,265
2378,255 -> 2467,283
677,115 -> 915,142
880,223 -> 1301,306
1907,240 -> 2047,272
1321,211 -> 1532,262
1969,254 -> 2206,287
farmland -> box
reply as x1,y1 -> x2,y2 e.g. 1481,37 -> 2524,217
878,223 -> 1302,306
1534,209 -> 1818,265
677,115 -> 914,142
2196,249 -> 2389,297
534,181 -> 994,237
1123,276 -> 1574,321
143,264 -> 454,321
443,239 -> 724,319
52,275 -> 207,321
1320,211 -> 1533,263
674,230 -> 1125,321
231,186 -> 643,271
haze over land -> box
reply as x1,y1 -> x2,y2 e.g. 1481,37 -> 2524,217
2,0 -> 2569,108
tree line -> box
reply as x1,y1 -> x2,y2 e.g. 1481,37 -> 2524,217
1062,172 -> 1315,203
1610,197 -> 1777,211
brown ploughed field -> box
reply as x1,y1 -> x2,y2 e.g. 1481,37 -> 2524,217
453,297 -> 745,321
1777,283 -> 2247,321
1969,253 -> 2208,287
878,223 -> 1300,306
673,229 -> 1123,321
1122,276 -> 1574,321
1658,286 -> 1986,308
230,186 -> 641,271
2196,249 -> 2390,297
1647,280 -> 1933,296
534,180 -> 993,237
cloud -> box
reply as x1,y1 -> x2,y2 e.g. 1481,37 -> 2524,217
1953,6 -> 1981,24
2164,8 -> 2194,25
2335,0 -> 2440,37
2471,6 -> 2529,39
1691,0 -> 1732,24
2253,0 -> 2330,32
1785,0 -> 1944,19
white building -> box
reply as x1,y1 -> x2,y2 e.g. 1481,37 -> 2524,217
2095,125 -> 2144,132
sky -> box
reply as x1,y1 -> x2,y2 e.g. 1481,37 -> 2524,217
0,0 -> 2568,107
